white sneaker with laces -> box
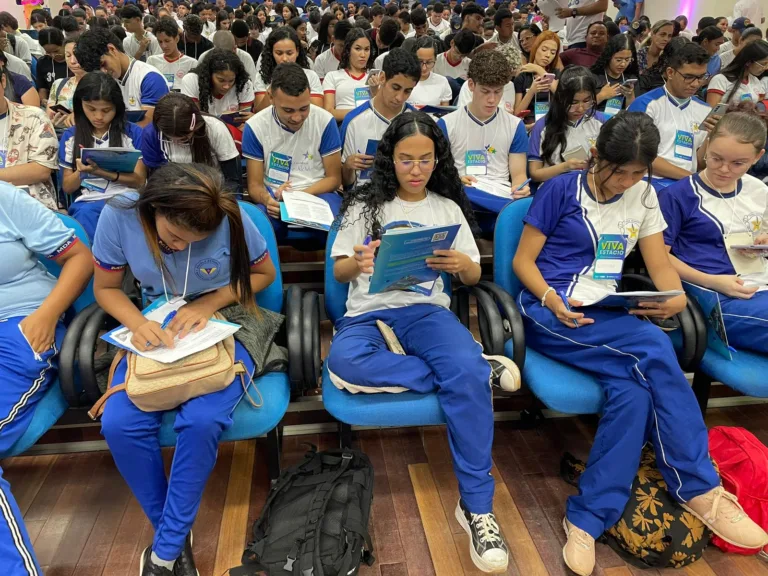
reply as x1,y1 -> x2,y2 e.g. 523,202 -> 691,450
455,500 -> 509,573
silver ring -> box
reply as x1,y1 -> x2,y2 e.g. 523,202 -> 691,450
145,341 -> 152,347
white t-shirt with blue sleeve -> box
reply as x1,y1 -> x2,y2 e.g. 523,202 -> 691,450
59,123 -> 144,202
0,183 -> 80,321
119,59 -> 170,110
525,171 -> 667,303
323,69 -> 370,110
528,113 -> 605,165
437,106 -> 528,186
92,193 -> 269,301
659,173 -> 768,286
241,105 -> 341,192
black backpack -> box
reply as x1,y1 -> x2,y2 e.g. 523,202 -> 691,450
230,447 -> 375,576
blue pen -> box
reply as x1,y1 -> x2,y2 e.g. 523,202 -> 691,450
513,178 -> 532,194
559,290 -> 579,328
160,310 -> 177,330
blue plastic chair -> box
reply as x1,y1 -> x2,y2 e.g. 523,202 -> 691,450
487,198 -> 703,416
0,213 -> 96,458
77,202 -> 294,479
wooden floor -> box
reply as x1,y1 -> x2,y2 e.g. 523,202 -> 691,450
4,404 -> 768,576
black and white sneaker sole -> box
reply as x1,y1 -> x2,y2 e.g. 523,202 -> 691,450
454,502 -> 509,574
139,546 -> 150,576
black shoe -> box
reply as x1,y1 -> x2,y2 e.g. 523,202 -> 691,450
140,547 -> 174,576
482,354 -> 521,392
455,500 -> 509,573
173,533 -> 199,576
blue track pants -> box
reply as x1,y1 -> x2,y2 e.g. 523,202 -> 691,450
101,341 -> 253,561
327,304 -> 495,513
720,290 -> 768,354
517,290 -> 720,538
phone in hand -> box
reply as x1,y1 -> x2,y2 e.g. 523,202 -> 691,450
516,109 -> 531,119
49,104 -> 71,115
620,78 -> 638,89
705,102 -> 729,122
541,73 -> 556,84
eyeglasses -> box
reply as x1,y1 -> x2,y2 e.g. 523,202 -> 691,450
671,69 -> 710,85
394,158 -> 438,172
705,154 -> 751,173
419,60 -> 436,69
569,99 -> 594,110
612,56 -> 634,64
752,60 -> 768,71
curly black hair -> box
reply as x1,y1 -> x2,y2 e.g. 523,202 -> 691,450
338,27 -> 373,71
335,111 -> 477,235
191,48 -> 248,112
259,27 -> 311,86
590,33 -> 639,78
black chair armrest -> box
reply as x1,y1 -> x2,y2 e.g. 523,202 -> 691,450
477,281 -> 526,372
284,285 -> 305,394
451,286 -> 471,328
301,291 -> 321,391
456,285 -> 506,356
59,302 -> 100,407
686,294 -> 709,368
78,305 -> 122,404
621,273 -> 702,371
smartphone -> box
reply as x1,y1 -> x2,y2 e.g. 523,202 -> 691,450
621,78 -> 638,89
562,146 -> 589,162
705,102 -> 728,122
515,109 -> 531,119
49,104 -> 71,115
541,73 -> 556,84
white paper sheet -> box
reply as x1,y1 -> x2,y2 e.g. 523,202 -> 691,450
282,190 -> 335,229
472,177 -> 513,198
537,0 -> 568,32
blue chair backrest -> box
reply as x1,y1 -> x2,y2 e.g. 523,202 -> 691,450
324,225 -> 452,325
239,201 -> 284,313
493,198 -> 533,298
40,213 -> 95,315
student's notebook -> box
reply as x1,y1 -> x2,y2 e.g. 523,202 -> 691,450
682,282 -> 732,360
471,177 -> 513,198
577,290 -> 684,309
368,224 -> 460,295
80,147 -> 142,173
359,139 -> 379,180
102,298 -> 241,364
414,104 -> 457,117
279,191 -> 335,231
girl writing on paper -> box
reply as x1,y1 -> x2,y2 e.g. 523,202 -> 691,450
512,112 -> 768,576
328,111 -> 519,575
659,109 -> 768,354
60,72 -> 147,240
91,163 -> 276,576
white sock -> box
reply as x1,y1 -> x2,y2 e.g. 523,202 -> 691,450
151,551 -> 176,570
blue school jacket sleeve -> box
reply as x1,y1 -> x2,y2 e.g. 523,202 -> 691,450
241,123 -> 264,161
523,175 -> 570,237
509,121 -> 529,154
92,203 -> 128,271
436,117 -> 449,141
140,122 -> 165,168
240,205 -> 270,266
528,118 -> 545,161
319,119 -> 342,157
140,71 -> 170,106
657,180 -> 690,246
2,187 -> 77,258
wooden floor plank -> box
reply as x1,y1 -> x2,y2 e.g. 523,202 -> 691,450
24,519 -> 45,545
604,568 -> 634,576
380,563 -> 409,576
421,427 -> 464,535
408,463 -> 462,576
452,532 -> 489,576
3,455 -> 56,516
730,555 -> 768,576
686,559 -> 720,576
213,441 -> 256,576
24,454 -> 81,524
100,497 -> 151,576
702,547 -> 747,576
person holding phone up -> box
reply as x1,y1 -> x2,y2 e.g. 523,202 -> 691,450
47,38 -> 87,130
590,33 -> 638,117
513,30 -> 561,128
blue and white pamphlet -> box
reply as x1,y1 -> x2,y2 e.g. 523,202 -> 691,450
102,297 -> 241,364
359,139 -> 379,180
368,224 -> 460,295
80,148 -> 142,173
577,290 -> 684,308
415,104 -> 457,117
682,282 -> 733,360
279,190 -> 335,231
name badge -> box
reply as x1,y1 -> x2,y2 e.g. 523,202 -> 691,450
534,100 -> 549,122
674,130 -> 694,162
163,73 -> 175,87
266,151 -> 292,187
603,96 -> 624,118
465,149 -> 488,176
354,86 -> 371,106
593,234 -> 627,281
740,93 -> 753,101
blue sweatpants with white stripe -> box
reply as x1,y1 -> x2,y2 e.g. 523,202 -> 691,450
517,290 -> 720,539
0,317 -> 66,576
100,341 -> 253,562
720,290 -> 768,354
327,304 -> 495,514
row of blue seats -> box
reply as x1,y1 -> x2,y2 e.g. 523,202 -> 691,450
11,198 -> 768,479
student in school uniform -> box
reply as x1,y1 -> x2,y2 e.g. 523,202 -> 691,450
706,41 -> 768,107
513,30 -> 561,128
589,33 -> 637,117
180,49 -> 254,123
253,27 -> 322,111
147,17 -> 197,92
75,28 -> 169,127
528,67 -> 605,184
323,27 -> 372,122
329,110 -> 519,575
660,110 -> 768,354
141,92 -> 241,191
121,3 -> 162,61
242,63 -> 342,243
408,36 -> 452,108
428,2 -> 450,36
315,19 -> 350,82
198,31 -> 259,87
91,163 -> 277,576
340,47 -> 419,189
512,112 -> 768,576
60,72 -> 147,240
628,42 -> 714,190
438,50 -> 530,218
0,183 -> 93,576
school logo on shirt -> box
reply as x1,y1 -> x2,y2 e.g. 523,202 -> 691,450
619,219 -> 641,243
588,137 -> 597,148
485,145 -> 496,155
303,151 -> 314,161
128,96 -> 137,106
744,213 -> 763,235
195,258 -> 221,280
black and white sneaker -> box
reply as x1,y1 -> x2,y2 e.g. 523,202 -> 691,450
139,547 -> 174,576
455,500 -> 509,573
483,354 -> 521,392
174,532 -> 199,576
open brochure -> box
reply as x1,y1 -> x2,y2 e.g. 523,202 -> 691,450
279,191 -> 335,231
102,298 -> 241,364
368,224 -> 460,295
471,177 -> 513,198
682,282 -> 732,360
576,290 -> 684,308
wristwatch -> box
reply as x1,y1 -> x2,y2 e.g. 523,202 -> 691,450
571,7 -> 578,17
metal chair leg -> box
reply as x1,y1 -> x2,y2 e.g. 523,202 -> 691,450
692,370 -> 713,417
266,426 -> 282,482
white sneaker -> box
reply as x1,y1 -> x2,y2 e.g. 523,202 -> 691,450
483,354 -> 521,392
455,500 -> 509,573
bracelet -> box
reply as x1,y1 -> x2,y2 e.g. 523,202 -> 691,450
541,287 -> 555,307
111,172 -> 119,183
